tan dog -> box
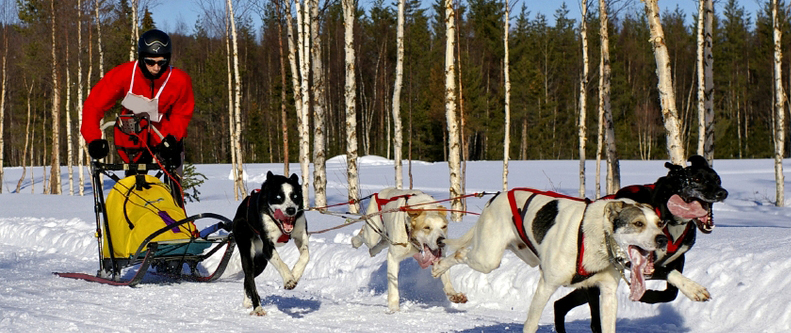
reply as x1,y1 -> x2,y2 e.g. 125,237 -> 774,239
351,188 -> 467,312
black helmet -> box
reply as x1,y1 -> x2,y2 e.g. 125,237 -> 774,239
137,29 -> 171,80
138,29 -> 171,57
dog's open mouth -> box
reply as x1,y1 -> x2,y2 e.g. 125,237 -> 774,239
273,209 -> 296,234
413,244 -> 442,269
627,246 -> 655,301
667,194 -> 714,234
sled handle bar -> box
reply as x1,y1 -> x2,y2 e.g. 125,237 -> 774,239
100,118 -> 165,140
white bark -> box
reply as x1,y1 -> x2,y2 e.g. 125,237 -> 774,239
644,0 -> 686,165
275,0 -> 289,175
95,0 -> 104,78
50,0 -> 62,195
77,0 -> 86,196
444,0 -> 463,221
600,0 -> 619,194
285,0 -> 304,179
342,0 -> 359,213
502,0 -> 511,192
224,8 -> 238,200
66,40 -> 74,195
578,0 -> 589,198
310,0 -> 327,208
702,0 -> 715,164
0,27 -> 6,193
227,0 -> 247,199
772,0 -> 785,207
392,0 -> 405,189
17,84 -> 33,193
297,0 -> 311,207
129,0 -> 138,61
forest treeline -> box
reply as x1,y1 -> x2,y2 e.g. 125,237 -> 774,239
1,0 -> 789,169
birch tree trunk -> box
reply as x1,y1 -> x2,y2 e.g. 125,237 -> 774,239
275,0 -> 289,175
95,0 -> 104,78
578,0 -> 589,198
77,0 -> 86,196
392,0 -> 405,189
227,0 -> 247,199
50,0 -> 62,195
224,8 -> 239,200
502,0 -> 511,192
444,0 -> 463,221
698,0 -> 715,165
0,27 -> 6,193
285,0 -> 305,181
772,0 -> 785,207
129,0 -> 138,61
297,0 -> 312,207
696,0 -> 705,159
342,0 -> 359,213
16,84 -> 33,193
644,0 -> 686,165
600,0 -> 619,194
595,0 -> 607,198
66,40 -> 74,195
310,0 -> 327,208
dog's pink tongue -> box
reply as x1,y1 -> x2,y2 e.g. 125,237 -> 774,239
273,209 -> 295,233
413,245 -> 438,269
628,246 -> 648,302
667,194 -> 708,219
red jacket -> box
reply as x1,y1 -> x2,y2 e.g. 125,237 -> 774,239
81,61 -> 194,146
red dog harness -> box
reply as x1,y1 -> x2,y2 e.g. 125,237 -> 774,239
507,188 -> 594,281
374,193 -> 413,212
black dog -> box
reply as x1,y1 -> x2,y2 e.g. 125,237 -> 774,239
232,172 -> 310,316
554,155 -> 728,332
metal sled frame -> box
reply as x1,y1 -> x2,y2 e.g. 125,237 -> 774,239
56,160 -> 235,287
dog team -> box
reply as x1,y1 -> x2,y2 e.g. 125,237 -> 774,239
232,156 -> 728,332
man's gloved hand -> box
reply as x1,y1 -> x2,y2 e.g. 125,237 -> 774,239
88,139 -> 109,160
156,135 -> 182,167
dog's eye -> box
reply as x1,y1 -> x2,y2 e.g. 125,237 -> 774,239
424,226 -> 431,230
634,221 -> 644,228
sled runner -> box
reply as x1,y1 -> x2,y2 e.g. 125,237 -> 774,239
56,114 -> 235,286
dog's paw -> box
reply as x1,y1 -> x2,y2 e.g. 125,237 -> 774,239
284,279 -> 298,290
250,306 -> 267,316
431,263 -> 447,278
679,280 -> 711,302
448,292 -> 468,304
351,235 -> 363,249
243,296 -> 253,309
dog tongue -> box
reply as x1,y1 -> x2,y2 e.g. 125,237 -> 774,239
628,246 -> 649,301
667,194 -> 708,219
413,245 -> 439,269
273,209 -> 295,233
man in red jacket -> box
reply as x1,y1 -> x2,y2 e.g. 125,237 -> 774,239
81,29 -> 194,170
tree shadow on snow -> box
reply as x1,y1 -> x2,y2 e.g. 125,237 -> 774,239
366,259 -> 464,313
262,295 -> 321,319
454,322 -> 524,332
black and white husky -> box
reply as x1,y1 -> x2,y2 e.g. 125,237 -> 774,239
232,172 -> 309,316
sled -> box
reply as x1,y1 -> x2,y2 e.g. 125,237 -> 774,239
56,114 -> 235,286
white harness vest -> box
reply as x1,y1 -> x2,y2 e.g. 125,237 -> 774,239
120,61 -> 172,123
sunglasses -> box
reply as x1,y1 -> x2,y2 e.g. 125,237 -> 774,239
143,58 -> 168,67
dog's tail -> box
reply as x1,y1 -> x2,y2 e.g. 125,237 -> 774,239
442,225 -> 475,253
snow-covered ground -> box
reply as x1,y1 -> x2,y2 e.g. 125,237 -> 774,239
1,157 -> 789,332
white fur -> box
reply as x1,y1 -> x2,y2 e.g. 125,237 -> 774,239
432,192 -> 664,333
351,188 -> 467,312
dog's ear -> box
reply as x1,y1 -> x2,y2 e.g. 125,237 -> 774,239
290,173 -> 300,184
605,200 -> 626,225
407,209 -> 424,228
267,171 -> 274,179
664,162 -> 683,172
688,155 -> 710,169
437,205 -> 448,218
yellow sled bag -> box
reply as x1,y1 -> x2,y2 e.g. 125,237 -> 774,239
102,174 -> 197,259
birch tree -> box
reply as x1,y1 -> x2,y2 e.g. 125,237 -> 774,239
274,0 -> 289,175
697,0 -> 715,165
502,0 -> 511,191
224,9 -> 239,199
95,0 -> 104,78
601,0 -> 619,194
772,0 -> 785,207
392,0 -> 405,189
49,0 -> 62,195
310,0 -> 327,208
0,24 -> 6,193
65,37 -> 74,195
285,0 -> 307,199
77,0 -> 86,196
444,0 -> 463,221
341,0 -> 359,213
578,0 -> 589,198
298,0 -> 311,207
16,84 -> 33,193
129,0 -> 138,61
644,0 -> 686,165
227,0 -> 247,199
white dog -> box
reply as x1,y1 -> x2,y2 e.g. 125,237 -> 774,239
432,189 -> 667,332
351,188 -> 468,312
